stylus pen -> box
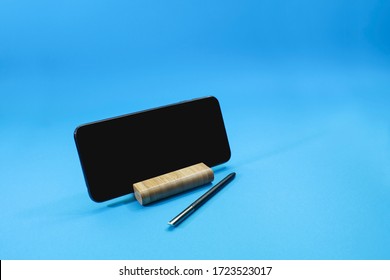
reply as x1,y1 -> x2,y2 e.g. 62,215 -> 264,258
168,172 -> 236,226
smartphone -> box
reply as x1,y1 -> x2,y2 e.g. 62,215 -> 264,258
74,96 -> 231,202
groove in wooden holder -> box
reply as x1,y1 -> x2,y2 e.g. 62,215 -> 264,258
133,162 -> 214,205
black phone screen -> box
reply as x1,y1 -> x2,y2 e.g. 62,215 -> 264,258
74,96 -> 231,202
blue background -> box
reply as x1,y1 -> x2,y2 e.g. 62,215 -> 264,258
1,0 -> 390,259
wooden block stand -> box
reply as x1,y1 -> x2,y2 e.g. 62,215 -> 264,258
133,163 -> 214,205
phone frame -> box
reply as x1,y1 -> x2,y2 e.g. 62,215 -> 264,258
74,96 -> 231,202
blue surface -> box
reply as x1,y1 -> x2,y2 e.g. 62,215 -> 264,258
1,0 -> 390,259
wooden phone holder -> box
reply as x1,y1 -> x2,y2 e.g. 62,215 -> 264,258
133,163 -> 214,205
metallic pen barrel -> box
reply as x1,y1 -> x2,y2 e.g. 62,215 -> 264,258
168,206 -> 196,226
168,172 -> 236,227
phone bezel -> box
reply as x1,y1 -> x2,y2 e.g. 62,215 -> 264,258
74,96 -> 231,202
